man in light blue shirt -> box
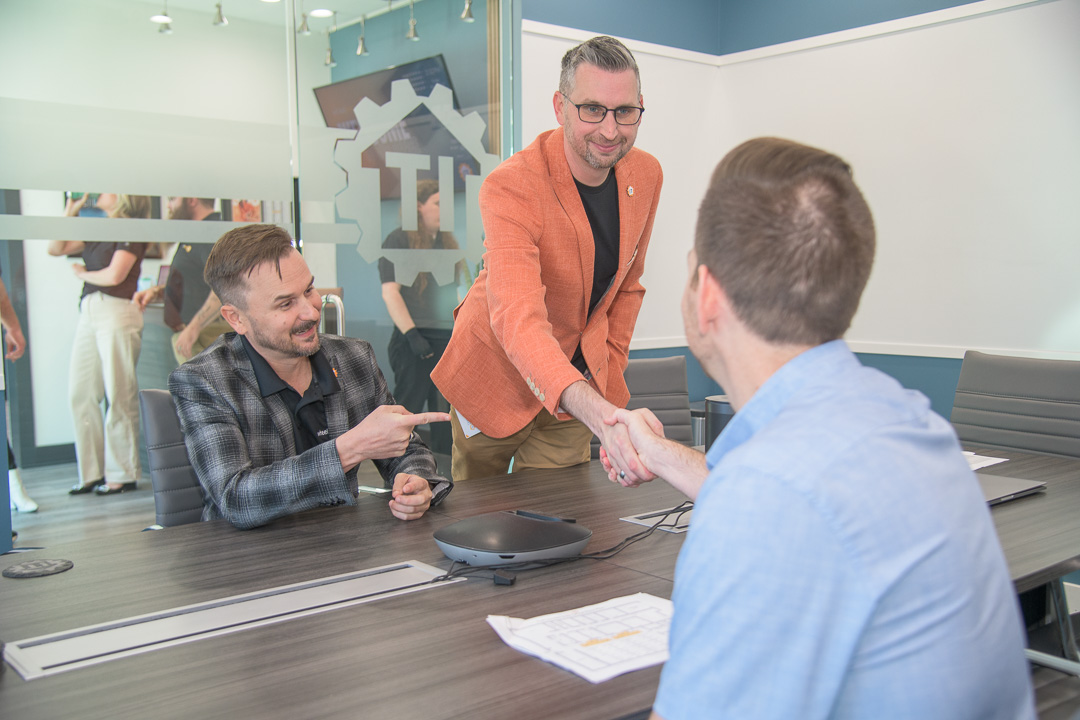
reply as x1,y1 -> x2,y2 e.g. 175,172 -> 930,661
606,138 -> 1034,719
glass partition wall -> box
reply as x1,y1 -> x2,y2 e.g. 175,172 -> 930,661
0,0 -> 514,486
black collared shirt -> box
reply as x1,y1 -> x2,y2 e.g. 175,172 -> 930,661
241,335 -> 343,454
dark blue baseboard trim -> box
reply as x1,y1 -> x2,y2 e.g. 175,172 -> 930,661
629,346 -> 963,419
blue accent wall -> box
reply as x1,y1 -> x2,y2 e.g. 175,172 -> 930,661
523,0 -> 982,55
629,346 -> 963,420
717,0 -> 981,54
521,0 -> 722,55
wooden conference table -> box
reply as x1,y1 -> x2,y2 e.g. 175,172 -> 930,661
1,451 -> 1079,720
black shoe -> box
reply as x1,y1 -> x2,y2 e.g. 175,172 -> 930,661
94,482 -> 137,495
68,479 -> 105,495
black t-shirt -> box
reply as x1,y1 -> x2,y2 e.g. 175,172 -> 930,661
377,229 -> 459,331
571,170 -> 620,373
164,211 -> 222,329
79,241 -> 147,301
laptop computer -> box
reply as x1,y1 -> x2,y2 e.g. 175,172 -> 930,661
976,473 -> 1047,506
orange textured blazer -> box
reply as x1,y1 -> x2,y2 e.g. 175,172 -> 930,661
432,127 -> 663,439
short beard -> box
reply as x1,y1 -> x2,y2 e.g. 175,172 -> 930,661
249,319 -> 320,359
583,136 -> 629,170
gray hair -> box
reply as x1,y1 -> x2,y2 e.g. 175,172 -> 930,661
559,36 -> 640,97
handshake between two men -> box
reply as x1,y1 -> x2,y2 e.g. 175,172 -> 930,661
556,380 -> 709,503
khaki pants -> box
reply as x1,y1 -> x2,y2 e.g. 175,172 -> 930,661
450,406 -> 593,482
69,293 -> 143,486
171,316 -> 231,365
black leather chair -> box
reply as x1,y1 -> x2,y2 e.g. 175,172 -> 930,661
951,350 -> 1080,458
591,356 -> 694,458
951,351 -> 1080,676
139,389 -> 204,528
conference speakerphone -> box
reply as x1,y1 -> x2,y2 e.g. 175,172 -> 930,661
434,510 -> 593,566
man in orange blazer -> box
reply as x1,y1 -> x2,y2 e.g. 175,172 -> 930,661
432,36 -> 663,483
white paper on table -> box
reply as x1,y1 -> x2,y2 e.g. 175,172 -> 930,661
963,451 -> 1010,471
487,592 -> 672,684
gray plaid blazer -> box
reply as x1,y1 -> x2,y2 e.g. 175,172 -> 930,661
169,332 -> 451,529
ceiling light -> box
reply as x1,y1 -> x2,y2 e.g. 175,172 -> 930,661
213,3 -> 228,26
356,16 -> 369,56
150,1 -> 171,23
310,8 -> 333,18
159,22 -> 173,34
461,0 -> 475,22
260,0 -> 282,3
406,0 -> 419,41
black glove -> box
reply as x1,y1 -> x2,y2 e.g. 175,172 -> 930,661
405,328 -> 434,359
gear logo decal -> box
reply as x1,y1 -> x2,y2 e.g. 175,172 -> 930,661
335,79 -> 499,287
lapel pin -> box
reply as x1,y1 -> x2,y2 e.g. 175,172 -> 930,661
627,186 -> 634,197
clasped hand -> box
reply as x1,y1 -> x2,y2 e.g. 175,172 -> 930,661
388,473 -> 433,521
599,407 -> 666,487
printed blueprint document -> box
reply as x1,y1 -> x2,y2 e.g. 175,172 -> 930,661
487,593 -> 672,684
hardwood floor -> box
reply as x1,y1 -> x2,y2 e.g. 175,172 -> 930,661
9,463 -> 157,550
8,452 -> 452,551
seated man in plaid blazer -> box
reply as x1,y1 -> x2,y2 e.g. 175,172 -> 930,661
169,224 -> 451,530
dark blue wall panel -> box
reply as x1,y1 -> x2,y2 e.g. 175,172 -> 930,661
718,0 -> 981,54
523,0 -> 982,56
521,0 -> 721,55
629,346 -> 963,420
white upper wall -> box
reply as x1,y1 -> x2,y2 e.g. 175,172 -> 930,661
523,0 -> 1080,359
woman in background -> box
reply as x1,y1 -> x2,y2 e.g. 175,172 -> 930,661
379,179 -> 461,454
50,193 -> 150,495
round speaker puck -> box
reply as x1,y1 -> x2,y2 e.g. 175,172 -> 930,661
2,559 -> 74,579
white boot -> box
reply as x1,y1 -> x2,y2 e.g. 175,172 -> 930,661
9,468 -> 38,513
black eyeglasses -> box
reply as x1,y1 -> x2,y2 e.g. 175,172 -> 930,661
560,93 -> 644,126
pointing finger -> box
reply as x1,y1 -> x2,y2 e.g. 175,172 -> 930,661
399,411 -> 451,427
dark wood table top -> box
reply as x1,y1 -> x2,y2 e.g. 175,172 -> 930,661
2,452 -> 1078,719
0,462 -> 685,720
967,448 -> 1080,593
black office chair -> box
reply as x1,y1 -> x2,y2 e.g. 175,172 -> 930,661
591,356 -> 694,459
951,350 -> 1080,458
139,389 -> 205,528
950,351 -> 1080,676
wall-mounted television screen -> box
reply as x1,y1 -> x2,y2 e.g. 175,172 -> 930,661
314,54 -> 480,200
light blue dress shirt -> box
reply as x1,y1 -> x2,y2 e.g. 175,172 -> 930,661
654,340 -> 1034,720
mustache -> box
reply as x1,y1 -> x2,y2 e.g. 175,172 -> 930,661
292,319 -> 318,335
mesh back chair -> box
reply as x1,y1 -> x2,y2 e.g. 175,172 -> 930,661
951,351 -> 1080,674
591,356 -> 694,458
139,389 -> 204,528
951,350 -> 1080,458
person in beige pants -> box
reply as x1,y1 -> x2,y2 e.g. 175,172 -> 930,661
50,193 -> 150,495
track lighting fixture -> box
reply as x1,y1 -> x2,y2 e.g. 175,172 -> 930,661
213,3 -> 228,26
325,12 -> 337,67
461,0 -> 475,23
406,0 -> 419,41
356,16 -> 369,56
159,22 -> 173,34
